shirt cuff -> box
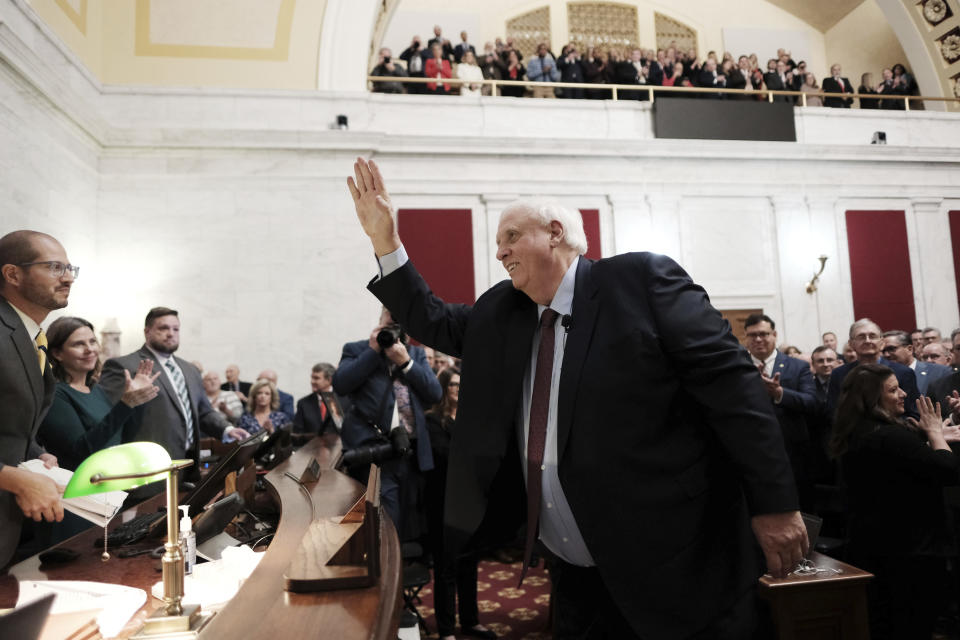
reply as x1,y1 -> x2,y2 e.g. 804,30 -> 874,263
376,245 -> 409,279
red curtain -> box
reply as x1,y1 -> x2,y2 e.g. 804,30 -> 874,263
397,209 -> 475,304
845,210 -> 916,331
950,211 -> 960,310
579,209 -> 602,259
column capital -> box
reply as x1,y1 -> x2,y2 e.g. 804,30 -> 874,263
910,198 -> 943,213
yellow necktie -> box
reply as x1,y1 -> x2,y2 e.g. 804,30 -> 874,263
35,329 -> 47,373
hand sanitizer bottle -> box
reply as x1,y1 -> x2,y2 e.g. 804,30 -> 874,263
179,505 -> 196,575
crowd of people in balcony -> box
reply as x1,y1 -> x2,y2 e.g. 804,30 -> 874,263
370,25 -> 919,108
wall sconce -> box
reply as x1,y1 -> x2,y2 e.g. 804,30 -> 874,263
805,255 -> 828,294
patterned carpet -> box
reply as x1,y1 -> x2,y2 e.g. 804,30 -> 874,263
415,559 -> 553,640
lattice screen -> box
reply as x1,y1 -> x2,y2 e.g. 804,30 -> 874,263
506,6 -> 551,61
567,2 -> 639,52
654,11 -> 697,54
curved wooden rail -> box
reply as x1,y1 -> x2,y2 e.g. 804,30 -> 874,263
0,435 -> 402,640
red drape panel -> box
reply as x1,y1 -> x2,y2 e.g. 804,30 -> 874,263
845,210 -> 916,331
579,209 -> 602,260
950,211 -> 960,310
397,209 -> 475,304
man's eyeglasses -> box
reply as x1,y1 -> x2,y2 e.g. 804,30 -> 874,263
447,382 -> 460,388
880,346 -> 900,355
17,261 -> 80,279
745,331 -> 772,340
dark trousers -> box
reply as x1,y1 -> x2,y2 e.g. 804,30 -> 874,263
852,552 -> 948,640
549,559 -> 757,639
433,552 -> 481,635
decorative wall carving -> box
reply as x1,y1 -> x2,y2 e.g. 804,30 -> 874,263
654,12 -> 697,54
942,30 -> 960,60
506,6 -> 551,61
566,2 -> 639,51
923,0 -> 950,24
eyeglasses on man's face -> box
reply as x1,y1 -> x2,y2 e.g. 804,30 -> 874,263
18,261 -> 80,279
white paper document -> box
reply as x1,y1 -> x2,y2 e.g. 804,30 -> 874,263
16,580 -> 146,638
18,459 -> 127,526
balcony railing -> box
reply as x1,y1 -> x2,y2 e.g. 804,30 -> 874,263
367,76 -> 960,110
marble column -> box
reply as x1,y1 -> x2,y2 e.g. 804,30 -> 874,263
907,198 -> 959,330
770,196 -> 822,350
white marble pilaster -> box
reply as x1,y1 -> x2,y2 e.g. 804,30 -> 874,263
805,197 -> 855,342
907,198 -> 959,330
607,193 -> 649,255
770,196 -> 821,350
643,194 -> 682,261
480,193 -> 520,289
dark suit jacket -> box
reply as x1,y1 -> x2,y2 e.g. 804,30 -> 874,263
768,352 -> 818,443
928,371 -> 960,418
332,342 -> 441,472
370,254 -> 798,639
821,76 -> 854,108
726,68 -> 749,99
453,43 -> 475,63
763,71 -> 792,103
0,299 -> 57,566
914,360 -> 952,395
293,392 -> 339,435
827,357 -> 920,419
100,346 -> 229,463
220,380 -> 251,396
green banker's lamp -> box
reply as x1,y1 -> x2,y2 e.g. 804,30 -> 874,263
64,442 -> 208,638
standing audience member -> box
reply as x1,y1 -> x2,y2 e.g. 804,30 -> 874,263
881,330 -> 951,394
400,36 -> 426,94
858,73 -> 879,109
235,379 -> 291,440
922,326 -> 942,345
371,47 -> 408,94
744,314 -> 818,511
293,363 -> 341,436
221,364 -> 251,401
822,332 -> 840,358
425,43 -> 453,95
100,307 -> 248,474
878,68 -> 906,110
800,73 -> 822,106
921,341 -> 952,366
202,371 -> 243,424
454,31 -> 476,64
39,317 -> 160,471
557,44 -> 585,99
427,25 -> 453,60
425,368 -> 497,640
500,50 -> 525,98
830,365 -> 958,640
822,64 -> 854,108
0,231 -> 73,567
456,51 -> 484,97
582,47 -> 608,99
808,345 -> 839,482
826,319 -> 920,419
256,369 -> 295,421
951,328 -> 960,371
526,43 -> 560,99
477,44 -> 505,96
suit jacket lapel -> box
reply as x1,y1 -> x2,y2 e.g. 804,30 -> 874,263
144,346 -> 186,422
557,258 -> 599,462
773,351 -> 788,378
0,300 -> 44,410
502,293 -> 536,439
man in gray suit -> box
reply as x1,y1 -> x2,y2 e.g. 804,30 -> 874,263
0,230 -> 73,567
100,307 -> 248,475
882,330 -> 951,394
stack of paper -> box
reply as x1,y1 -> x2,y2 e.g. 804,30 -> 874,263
18,460 -> 127,527
17,580 -> 146,638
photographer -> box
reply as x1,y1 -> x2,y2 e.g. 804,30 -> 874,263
399,36 -> 426,94
332,307 -> 441,539
370,47 -> 407,94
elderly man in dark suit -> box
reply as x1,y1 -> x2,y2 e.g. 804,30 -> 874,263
0,231 -> 72,567
100,307 -> 248,477
347,158 -> 806,640
822,63 -> 854,108
743,314 -> 819,511
882,329 -> 951,394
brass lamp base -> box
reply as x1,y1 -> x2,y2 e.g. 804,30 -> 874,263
130,604 -> 214,639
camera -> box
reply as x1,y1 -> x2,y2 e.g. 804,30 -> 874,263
376,323 -> 408,350
337,425 -> 410,469
383,55 -> 391,64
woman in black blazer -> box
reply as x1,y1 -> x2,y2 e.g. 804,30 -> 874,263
831,363 -> 959,640
425,367 -> 495,640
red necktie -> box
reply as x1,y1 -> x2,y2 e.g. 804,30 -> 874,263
318,395 -> 327,421
519,308 -> 559,585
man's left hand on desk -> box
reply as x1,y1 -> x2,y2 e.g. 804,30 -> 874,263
751,510 -> 808,579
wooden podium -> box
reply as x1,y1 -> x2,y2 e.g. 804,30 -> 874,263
758,551 -> 873,640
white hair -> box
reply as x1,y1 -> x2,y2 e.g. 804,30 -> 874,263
501,199 -> 588,255
849,317 -> 881,339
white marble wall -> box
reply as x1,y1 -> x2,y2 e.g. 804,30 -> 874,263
2,0 -> 960,398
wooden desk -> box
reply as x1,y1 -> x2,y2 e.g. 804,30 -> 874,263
758,551 -> 873,640
0,435 -> 402,639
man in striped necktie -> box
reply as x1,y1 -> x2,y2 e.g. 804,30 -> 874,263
99,307 -> 249,473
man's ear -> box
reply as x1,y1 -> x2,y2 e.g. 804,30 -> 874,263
548,220 -> 565,247
0,264 -> 19,289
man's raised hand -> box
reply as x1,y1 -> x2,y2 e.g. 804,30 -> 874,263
347,157 -> 402,257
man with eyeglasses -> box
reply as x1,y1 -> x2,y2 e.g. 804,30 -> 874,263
826,318 -> 920,419
0,230 -> 77,568
928,331 -> 960,422
921,341 -> 952,367
743,314 -> 818,512
881,330 -> 951,394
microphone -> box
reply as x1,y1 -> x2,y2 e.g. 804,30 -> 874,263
561,315 -> 573,333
